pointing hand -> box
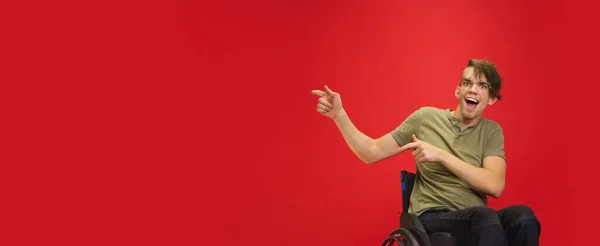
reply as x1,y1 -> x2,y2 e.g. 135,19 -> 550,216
311,85 -> 343,120
398,134 -> 447,163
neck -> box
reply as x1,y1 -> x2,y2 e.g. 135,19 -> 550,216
451,108 -> 480,130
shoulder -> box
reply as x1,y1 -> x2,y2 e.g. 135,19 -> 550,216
480,118 -> 504,136
414,106 -> 449,120
416,106 -> 447,115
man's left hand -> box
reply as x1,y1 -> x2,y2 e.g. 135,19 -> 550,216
398,134 -> 448,163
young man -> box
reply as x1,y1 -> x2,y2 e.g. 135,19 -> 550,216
311,59 -> 541,246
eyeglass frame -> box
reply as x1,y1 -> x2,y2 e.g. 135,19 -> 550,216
460,78 -> 492,92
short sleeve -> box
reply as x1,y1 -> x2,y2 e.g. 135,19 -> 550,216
390,108 -> 422,147
483,124 -> 506,161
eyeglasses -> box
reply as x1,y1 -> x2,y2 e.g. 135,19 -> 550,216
461,80 -> 492,92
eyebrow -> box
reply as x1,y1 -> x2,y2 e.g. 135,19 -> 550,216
463,78 -> 489,84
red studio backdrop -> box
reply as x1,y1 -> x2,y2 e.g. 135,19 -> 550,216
2,0 -> 600,245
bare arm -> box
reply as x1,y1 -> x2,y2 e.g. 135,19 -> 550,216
333,110 -> 403,164
401,134 -> 507,198
440,154 -> 506,198
312,86 -> 406,164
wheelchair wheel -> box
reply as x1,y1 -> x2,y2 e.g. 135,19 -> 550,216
381,228 -> 420,246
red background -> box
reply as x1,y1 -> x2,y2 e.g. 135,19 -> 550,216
3,0 -> 599,245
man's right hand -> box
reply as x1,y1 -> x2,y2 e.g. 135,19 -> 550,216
311,85 -> 403,164
311,85 -> 344,120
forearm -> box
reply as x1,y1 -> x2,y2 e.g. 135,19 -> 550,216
333,110 -> 377,164
440,153 -> 504,198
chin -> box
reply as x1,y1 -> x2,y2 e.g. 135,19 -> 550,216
464,115 -> 476,120
461,109 -> 478,120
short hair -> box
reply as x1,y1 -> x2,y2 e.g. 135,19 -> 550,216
467,59 -> 503,100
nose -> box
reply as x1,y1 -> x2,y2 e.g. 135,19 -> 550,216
467,85 -> 479,94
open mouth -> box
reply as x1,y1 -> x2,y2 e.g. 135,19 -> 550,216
465,98 -> 479,110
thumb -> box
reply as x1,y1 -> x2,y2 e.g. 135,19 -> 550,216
412,134 -> 420,142
324,85 -> 336,97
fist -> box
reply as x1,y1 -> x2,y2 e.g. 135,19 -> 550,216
311,85 -> 343,119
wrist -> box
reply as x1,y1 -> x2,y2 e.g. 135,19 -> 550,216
332,109 -> 347,122
439,150 -> 452,166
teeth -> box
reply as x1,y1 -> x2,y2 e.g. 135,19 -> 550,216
467,98 -> 479,103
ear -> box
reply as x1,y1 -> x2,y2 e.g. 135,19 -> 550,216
488,97 -> 498,105
455,86 -> 460,99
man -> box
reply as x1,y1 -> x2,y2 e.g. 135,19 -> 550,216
311,59 -> 541,246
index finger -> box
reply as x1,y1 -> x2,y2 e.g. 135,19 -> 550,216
398,142 -> 419,153
311,90 -> 326,97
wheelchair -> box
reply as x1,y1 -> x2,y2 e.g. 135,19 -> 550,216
381,170 -> 458,246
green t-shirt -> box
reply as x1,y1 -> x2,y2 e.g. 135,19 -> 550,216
391,107 -> 505,216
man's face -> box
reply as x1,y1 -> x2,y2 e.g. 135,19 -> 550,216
455,67 -> 497,121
